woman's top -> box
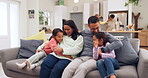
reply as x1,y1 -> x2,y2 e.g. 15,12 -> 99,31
50,35 -> 84,60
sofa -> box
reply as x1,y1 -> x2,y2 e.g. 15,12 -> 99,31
0,38 -> 148,78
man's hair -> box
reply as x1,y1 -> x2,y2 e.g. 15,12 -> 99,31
110,14 -> 115,18
88,16 -> 99,24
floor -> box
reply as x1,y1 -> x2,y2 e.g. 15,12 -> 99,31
0,62 -> 11,78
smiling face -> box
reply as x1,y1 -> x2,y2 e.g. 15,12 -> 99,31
54,32 -> 63,43
88,22 -> 100,34
63,25 -> 74,36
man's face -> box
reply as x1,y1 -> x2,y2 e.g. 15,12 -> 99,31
88,22 -> 100,34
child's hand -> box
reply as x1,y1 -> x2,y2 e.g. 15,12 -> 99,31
93,41 -> 98,48
36,50 -> 41,53
53,47 -> 63,53
98,49 -> 102,55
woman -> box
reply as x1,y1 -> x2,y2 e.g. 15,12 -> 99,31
40,20 -> 84,78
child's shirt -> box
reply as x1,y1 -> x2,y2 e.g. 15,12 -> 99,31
93,42 -> 116,60
43,38 -> 72,59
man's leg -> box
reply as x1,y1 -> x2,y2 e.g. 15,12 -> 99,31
40,54 -> 58,78
61,58 -> 83,78
72,59 -> 97,78
49,59 -> 71,78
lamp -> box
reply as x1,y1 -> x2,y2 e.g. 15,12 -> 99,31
74,0 -> 79,3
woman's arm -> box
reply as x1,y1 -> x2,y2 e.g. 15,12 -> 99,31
62,35 -> 84,55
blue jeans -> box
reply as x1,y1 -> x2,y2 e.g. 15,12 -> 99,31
96,57 -> 120,78
40,54 -> 71,78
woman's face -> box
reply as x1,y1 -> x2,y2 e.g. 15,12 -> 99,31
64,25 -> 74,36
55,32 -> 63,43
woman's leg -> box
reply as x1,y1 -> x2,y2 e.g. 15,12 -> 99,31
40,54 -> 59,78
49,59 -> 71,78
103,57 -> 120,78
96,60 -> 107,78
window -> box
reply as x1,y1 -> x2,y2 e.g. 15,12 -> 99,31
0,2 -> 7,36
39,11 -> 50,26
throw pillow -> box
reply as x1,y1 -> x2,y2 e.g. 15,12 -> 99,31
25,30 -> 47,42
115,37 -> 139,66
18,39 -> 43,59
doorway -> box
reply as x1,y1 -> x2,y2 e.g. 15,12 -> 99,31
70,12 -> 83,31
0,1 -> 20,49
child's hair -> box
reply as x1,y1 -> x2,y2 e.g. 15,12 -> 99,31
94,32 -> 107,46
49,28 -> 63,40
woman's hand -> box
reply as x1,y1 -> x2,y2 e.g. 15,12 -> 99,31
53,47 -> 63,53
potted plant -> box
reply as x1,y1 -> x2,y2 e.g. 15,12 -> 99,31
125,0 -> 140,6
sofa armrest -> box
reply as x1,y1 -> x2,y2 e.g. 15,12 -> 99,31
0,47 -> 20,74
137,48 -> 148,78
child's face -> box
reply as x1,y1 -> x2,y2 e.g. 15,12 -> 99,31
55,32 -> 63,43
93,35 -> 103,47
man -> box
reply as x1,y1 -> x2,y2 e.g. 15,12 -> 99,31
62,16 -> 123,78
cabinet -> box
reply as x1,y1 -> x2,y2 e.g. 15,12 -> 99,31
138,30 -> 148,50
54,5 -> 68,29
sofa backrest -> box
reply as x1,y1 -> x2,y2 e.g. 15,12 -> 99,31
129,38 -> 140,54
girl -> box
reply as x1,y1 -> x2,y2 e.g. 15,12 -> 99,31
40,20 -> 83,78
93,32 -> 120,78
16,28 -> 72,70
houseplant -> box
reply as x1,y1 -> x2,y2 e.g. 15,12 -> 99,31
125,0 -> 140,6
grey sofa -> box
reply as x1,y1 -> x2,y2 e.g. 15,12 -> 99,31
0,38 -> 148,78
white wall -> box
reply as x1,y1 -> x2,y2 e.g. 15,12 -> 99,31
133,0 -> 148,30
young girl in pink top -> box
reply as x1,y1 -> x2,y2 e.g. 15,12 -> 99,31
16,28 -> 72,70
93,32 -> 120,78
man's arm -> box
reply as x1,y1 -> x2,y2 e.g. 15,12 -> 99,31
102,32 -> 123,52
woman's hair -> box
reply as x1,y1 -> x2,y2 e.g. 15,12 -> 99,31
63,20 -> 79,40
49,28 -> 63,40
94,32 -> 107,46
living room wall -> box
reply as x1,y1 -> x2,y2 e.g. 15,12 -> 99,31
133,0 -> 148,30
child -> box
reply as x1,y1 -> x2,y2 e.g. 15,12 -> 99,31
93,32 -> 120,78
16,28 -> 72,70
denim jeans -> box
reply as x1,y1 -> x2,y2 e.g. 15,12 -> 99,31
96,57 -> 120,78
40,54 -> 71,78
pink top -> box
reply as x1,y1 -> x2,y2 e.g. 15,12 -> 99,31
93,43 -> 116,60
43,38 -> 72,59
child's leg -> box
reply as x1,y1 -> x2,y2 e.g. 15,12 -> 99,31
26,51 -> 46,66
29,58 -> 44,70
96,60 -> 107,78
103,57 -> 120,78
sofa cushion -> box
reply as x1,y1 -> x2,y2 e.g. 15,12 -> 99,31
6,59 -> 40,76
129,38 -> 140,54
86,66 -> 138,78
17,39 -> 43,59
115,37 -> 139,66
25,30 -> 47,42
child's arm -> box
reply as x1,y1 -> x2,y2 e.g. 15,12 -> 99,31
101,50 -> 115,59
36,41 -> 48,53
93,47 -> 99,60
